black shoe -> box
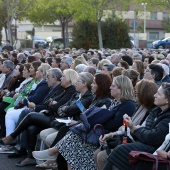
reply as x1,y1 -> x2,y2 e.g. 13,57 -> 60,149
0,131 -> 6,139
0,139 -> 5,145
8,149 -> 27,158
15,159 -> 36,167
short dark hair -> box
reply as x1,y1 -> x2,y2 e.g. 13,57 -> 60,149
149,64 -> 164,81
145,56 -> 154,64
6,40 -> 10,43
122,55 -> 133,66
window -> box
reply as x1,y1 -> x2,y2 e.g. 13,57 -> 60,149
150,12 -> 157,20
149,32 -> 159,40
163,12 -> 169,19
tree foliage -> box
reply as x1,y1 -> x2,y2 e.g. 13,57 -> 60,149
162,17 -> 170,32
2,0 -> 34,44
0,1 -> 6,42
70,13 -> 131,49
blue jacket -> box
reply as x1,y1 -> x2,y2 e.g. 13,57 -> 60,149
70,100 -> 136,146
23,79 -> 50,106
162,75 -> 170,83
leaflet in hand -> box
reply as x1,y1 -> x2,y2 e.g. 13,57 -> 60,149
55,118 -> 71,124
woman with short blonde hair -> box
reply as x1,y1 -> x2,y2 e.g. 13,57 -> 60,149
63,69 -> 79,85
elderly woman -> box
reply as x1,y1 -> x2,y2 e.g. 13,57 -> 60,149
102,82 -> 170,170
31,75 -> 136,170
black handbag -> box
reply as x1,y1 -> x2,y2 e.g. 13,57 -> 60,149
103,135 -> 133,155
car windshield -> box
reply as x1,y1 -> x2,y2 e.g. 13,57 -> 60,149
34,36 -> 43,40
162,37 -> 170,41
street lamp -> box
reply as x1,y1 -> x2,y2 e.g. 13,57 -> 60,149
141,3 -> 147,33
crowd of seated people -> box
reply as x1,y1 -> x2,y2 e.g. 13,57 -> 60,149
0,45 -> 170,170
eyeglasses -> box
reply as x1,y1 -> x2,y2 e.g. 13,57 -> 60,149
46,75 -> 53,79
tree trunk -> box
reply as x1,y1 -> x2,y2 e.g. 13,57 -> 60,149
97,20 -> 103,49
61,21 -> 66,49
7,18 -> 12,45
65,21 -> 69,48
4,22 -> 8,41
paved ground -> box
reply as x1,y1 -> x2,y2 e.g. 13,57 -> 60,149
0,153 -> 37,170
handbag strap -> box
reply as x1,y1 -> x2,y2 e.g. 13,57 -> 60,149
152,156 -> 158,170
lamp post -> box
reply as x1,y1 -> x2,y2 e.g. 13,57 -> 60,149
141,3 -> 147,33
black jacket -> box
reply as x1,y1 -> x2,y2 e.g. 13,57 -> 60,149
50,85 -> 76,114
105,106 -> 170,170
58,90 -> 93,120
90,97 -> 112,109
35,83 -> 65,112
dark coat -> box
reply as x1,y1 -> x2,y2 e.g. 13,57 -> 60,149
50,85 -> 76,114
70,100 -> 136,145
90,97 -> 112,109
162,75 -> 170,83
103,100 -> 136,132
35,83 -> 65,112
23,79 -> 50,106
58,90 -> 93,120
105,107 -> 170,170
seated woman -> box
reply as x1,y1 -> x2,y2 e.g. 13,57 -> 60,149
5,63 -> 51,136
31,75 -> 136,170
0,69 -> 79,166
38,73 -> 112,169
0,63 -> 25,137
94,79 -> 158,170
102,82 -> 170,170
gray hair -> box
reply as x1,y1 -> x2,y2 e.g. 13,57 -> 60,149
3,60 -> 15,71
133,53 -> 142,60
75,64 -> 87,73
34,53 -> 42,59
17,53 -> 26,60
79,72 -> 93,90
64,57 -> 74,67
48,68 -> 62,81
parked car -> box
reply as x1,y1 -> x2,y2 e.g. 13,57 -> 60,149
129,36 -> 136,48
27,35 -> 49,49
46,36 -> 59,43
50,37 -> 72,49
33,36 -> 49,48
152,37 -> 170,49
